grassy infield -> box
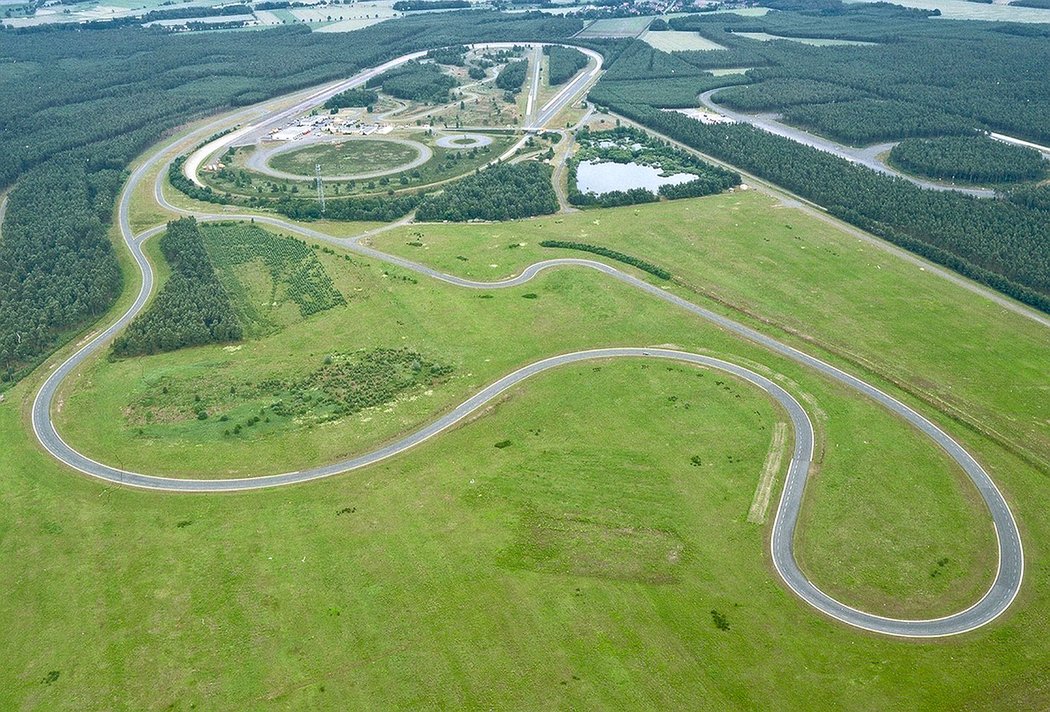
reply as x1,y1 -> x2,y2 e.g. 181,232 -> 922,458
3,173 -> 1049,706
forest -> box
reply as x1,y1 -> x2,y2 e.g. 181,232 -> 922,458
495,59 -> 528,93
111,218 -> 242,358
889,136 -> 1048,184
415,162 -> 558,221
0,11 -> 582,384
366,61 -> 458,103
545,45 -> 588,85
669,5 -> 1050,144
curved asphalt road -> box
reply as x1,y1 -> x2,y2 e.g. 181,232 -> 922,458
244,135 -> 433,183
30,48 -> 1023,638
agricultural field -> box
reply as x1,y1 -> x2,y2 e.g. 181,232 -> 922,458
640,30 -> 727,52
574,16 -> 653,39
730,31 -> 878,46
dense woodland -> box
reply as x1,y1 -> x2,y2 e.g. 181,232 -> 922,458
889,136 -> 1048,184
496,59 -> 528,93
366,61 -> 458,103
669,6 -> 1050,144
112,219 -> 242,357
323,88 -> 379,110
0,11 -> 582,383
584,5 -> 1050,312
416,162 -> 558,221
545,45 -> 588,85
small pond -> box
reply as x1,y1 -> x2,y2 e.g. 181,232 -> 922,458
575,160 -> 696,195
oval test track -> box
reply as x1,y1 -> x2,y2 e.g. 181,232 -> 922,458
30,46 -> 1022,639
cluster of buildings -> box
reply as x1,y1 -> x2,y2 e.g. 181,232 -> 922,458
266,114 -> 394,142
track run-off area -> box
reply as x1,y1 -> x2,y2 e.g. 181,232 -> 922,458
30,45 -> 1023,639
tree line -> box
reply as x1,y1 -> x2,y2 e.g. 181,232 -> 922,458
112,218 -> 242,357
539,240 -> 671,280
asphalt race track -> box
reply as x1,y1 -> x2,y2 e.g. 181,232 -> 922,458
30,46 -> 1023,639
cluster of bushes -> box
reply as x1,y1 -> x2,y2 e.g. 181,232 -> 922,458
495,60 -> 528,93
889,136 -> 1047,184
112,218 -> 242,357
545,45 -> 588,85
366,60 -> 458,103
425,45 -> 467,66
539,240 -> 671,280
268,348 -> 454,422
323,88 -> 379,110
416,162 -> 558,221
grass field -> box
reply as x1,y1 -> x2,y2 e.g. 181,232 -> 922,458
574,16 -> 652,39
4,164 -> 1049,706
731,31 -> 878,46
268,139 -> 422,177
641,30 -> 727,52
55,193 -> 1016,622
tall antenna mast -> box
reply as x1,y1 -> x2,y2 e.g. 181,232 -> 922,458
315,163 -> 326,214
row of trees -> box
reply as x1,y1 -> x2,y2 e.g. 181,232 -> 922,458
889,136 -> 1047,185
416,162 -> 558,221
392,0 -> 469,9
0,12 -> 584,384
544,45 -> 588,85
112,218 -> 242,357
539,240 -> 671,279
